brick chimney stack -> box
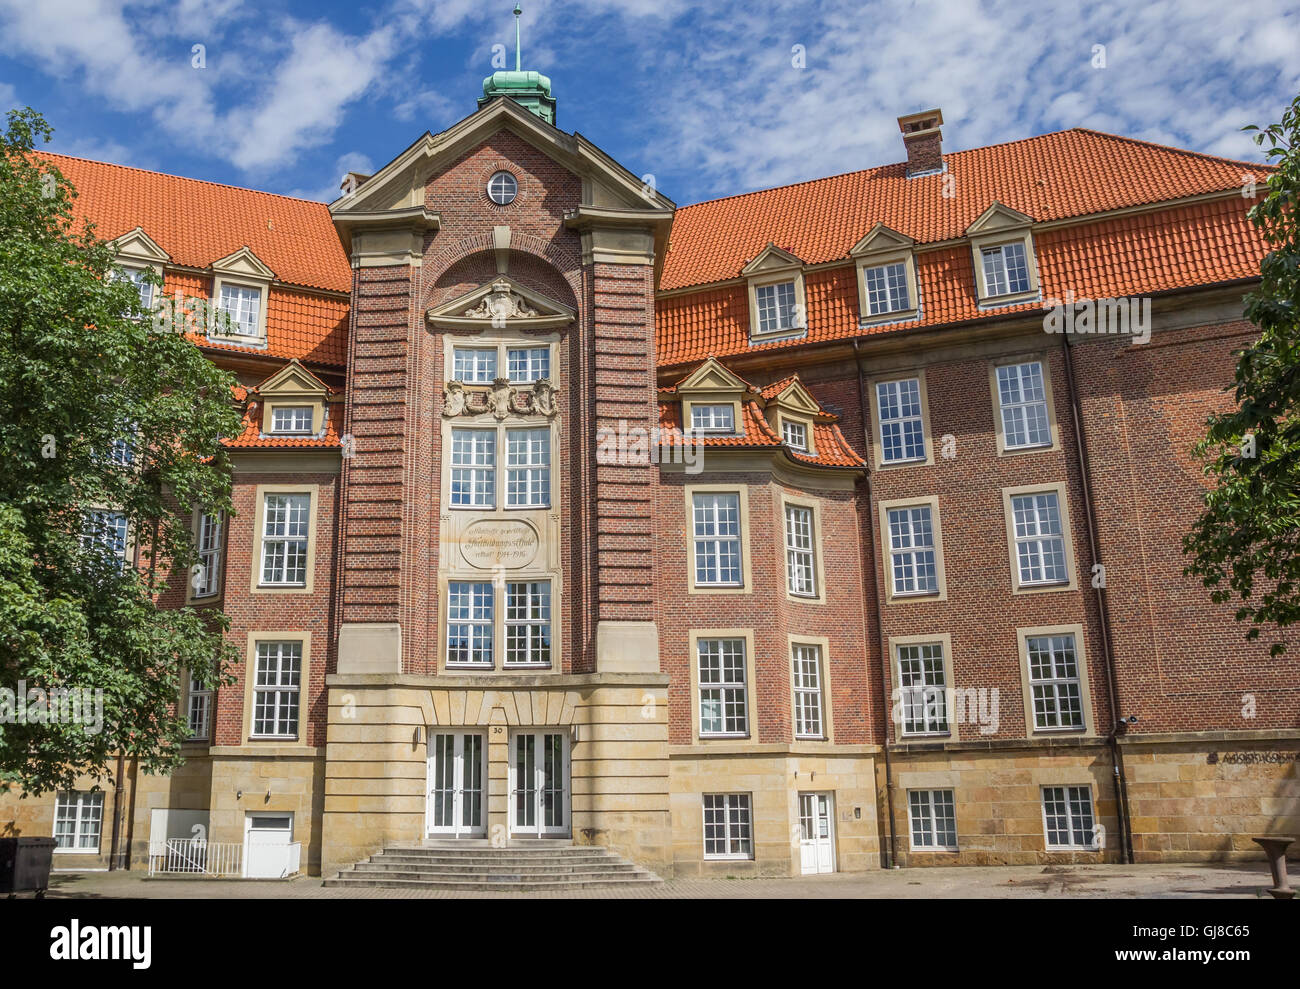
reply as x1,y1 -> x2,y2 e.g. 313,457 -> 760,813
898,108 -> 944,177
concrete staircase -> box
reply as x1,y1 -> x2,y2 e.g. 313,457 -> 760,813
324,842 -> 663,892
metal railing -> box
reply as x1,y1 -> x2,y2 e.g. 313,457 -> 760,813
147,837 -> 304,879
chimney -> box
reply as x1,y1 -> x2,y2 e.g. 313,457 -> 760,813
897,108 -> 944,177
339,171 -> 372,195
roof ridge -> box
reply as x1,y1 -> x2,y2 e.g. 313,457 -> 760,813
38,151 -> 334,210
1068,127 -> 1275,173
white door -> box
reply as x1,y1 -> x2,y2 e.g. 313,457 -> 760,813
243,813 -> 293,878
798,793 -> 835,875
427,731 -> 487,836
509,731 -> 569,836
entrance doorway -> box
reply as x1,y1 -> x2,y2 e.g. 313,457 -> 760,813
509,730 -> 569,837
798,792 -> 835,874
427,731 -> 487,837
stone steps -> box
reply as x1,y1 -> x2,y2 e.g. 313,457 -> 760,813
325,844 -> 662,892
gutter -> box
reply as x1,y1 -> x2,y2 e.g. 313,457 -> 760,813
854,339 -> 898,869
1059,331 -> 1135,864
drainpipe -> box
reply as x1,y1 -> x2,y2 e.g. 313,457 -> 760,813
108,750 -> 125,870
854,339 -> 898,869
1059,332 -> 1135,864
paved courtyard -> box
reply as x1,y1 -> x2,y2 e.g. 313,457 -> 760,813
38,861 -> 1284,899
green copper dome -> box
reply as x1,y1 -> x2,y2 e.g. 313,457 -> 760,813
478,7 -> 557,125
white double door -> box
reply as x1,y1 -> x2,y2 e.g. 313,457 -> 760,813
798,792 -> 835,875
509,730 -> 570,837
427,731 -> 486,837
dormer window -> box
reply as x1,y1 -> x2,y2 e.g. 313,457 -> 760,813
981,241 -> 1031,298
742,244 -> 807,342
966,203 -> 1039,305
754,281 -> 797,335
864,261 -> 911,316
113,265 -> 154,312
270,405 -> 315,435
218,283 -> 262,337
453,347 -> 498,383
690,404 -> 736,433
782,419 -> 808,451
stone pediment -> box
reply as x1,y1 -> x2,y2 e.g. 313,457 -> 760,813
427,275 -> 575,332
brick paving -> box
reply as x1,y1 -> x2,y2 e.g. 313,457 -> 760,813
39,862 -> 1278,899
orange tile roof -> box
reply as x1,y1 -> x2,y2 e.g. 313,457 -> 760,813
660,128 -> 1271,292
657,194 -> 1270,367
40,152 -> 351,293
658,364 -> 865,469
224,397 -> 343,450
158,271 -> 350,369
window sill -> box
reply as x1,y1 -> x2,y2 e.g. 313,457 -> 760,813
890,590 -> 941,600
976,290 -> 1040,310
503,664 -> 552,670
699,733 -> 750,741
248,735 -> 299,742
445,663 -> 495,670
748,327 -> 807,345
910,845 -> 959,853
860,308 -> 919,326
1001,442 -> 1054,455
206,333 -> 267,348
901,730 -> 952,739
878,456 -> 929,468
53,847 -> 101,855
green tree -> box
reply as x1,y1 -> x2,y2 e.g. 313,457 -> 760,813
0,108 -> 242,793
1184,94 -> 1300,655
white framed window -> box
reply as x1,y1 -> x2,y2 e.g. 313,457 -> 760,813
876,378 -> 926,463
487,170 -> 518,205
269,405 -> 314,435
453,347 -> 498,383
689,404 -> 735,433
981,241 -> 1030,297
897,642 -> 948,735
53,791 -> 104,851
450,429 -> 496,508
447,581 -> 494,667
505,428 -> 550,508
887,505 -> 937,595
114,265 -> 154,313
909,789 -> 957,850
1042,785 -> 1095,849
702,793 -> 752,859
507,346 -> 550,383
784,505 -> 816,597
997,362 -> 1051,449
194,511 -> 223,598
252,640 -> 301,738
260,494 -> 309,586
1026,633 -> 1085,730
791,643 -> 824,739
216,282 -> 262,337
864,260 -> 910,315
754,280 -> 797,335
81,510 -> 129,569
1011,492 -> 1068,586
698,638 -> 748,737
187,673 -> 212,741
692,492 -> 742,587
782,419 -> 808,451
505,581 -> 551,667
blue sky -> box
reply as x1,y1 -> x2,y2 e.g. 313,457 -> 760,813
1,0 -> 1296,207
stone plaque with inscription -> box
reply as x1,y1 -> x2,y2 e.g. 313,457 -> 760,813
459,519 -> 540,569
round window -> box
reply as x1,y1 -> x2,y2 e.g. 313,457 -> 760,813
487,171 -> 518,205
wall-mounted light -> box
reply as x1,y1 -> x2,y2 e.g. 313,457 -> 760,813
236,790 -> 242,801
569,724 -> 580,745
413,725 -> 424,749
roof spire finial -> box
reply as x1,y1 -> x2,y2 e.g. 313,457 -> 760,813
514,5 -> 522,71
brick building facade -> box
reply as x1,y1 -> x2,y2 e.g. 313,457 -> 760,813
3,72 -> 1297,880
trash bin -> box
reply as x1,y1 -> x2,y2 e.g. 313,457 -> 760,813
0,837 -> 58,898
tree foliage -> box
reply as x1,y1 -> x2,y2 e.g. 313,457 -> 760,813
0,108 -> 242,793
1184,93 -> 1300,655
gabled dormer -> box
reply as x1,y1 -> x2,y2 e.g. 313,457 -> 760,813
210,246 -> 275,343
670,357 -> 755,437
108,226 -> 170,311
851,223 -> 920,326
741,243 -> 807,343
254,360 -> 331,437
760,375 -> 824,455
966,202 -> 1040,307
